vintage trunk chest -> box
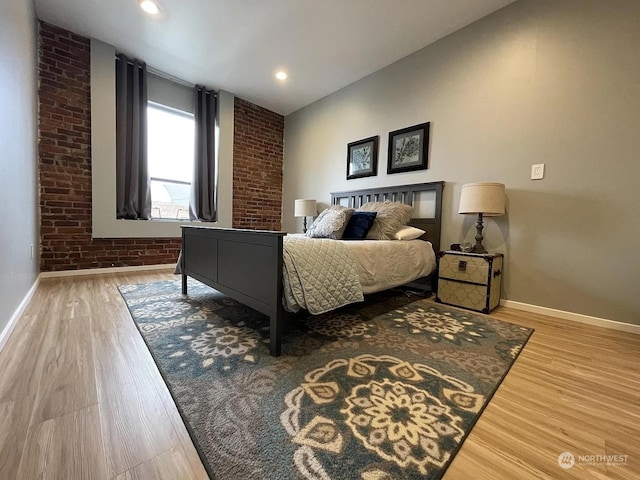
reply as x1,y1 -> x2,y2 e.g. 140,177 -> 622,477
435,251 -> 503,313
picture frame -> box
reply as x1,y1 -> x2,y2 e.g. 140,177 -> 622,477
347,136 -> 379,180
387,122 -> 430,174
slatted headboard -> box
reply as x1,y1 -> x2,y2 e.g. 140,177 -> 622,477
330,181 -> 445,252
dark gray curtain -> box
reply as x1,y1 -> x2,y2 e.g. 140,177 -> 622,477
189,86 -> 217,222
116,54 -> 151,220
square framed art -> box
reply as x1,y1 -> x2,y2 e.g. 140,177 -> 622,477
347,136 -> 378,180
387,122 -> 430,174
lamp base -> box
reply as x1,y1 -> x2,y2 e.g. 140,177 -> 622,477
472,212 -> 488,254
471,244 -> 488,254
303,217 -> 308,234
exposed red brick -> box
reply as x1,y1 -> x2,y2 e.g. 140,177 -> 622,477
232,98 -> 284,230
37,22 -> 181,272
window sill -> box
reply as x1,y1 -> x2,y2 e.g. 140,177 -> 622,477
150,218 -> 190,223
92,217 -> 224,239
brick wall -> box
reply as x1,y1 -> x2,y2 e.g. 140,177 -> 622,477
38,22 -> 284,272
232,98 -> 284,230
38,22 -> 181,271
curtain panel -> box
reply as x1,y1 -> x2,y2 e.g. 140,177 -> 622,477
115,54 -> 151,220
189,86 -> 218,222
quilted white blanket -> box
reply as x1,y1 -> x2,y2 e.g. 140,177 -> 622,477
282,236 -> 364,314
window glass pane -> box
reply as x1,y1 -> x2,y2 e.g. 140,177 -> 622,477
147,103 -> 194,219
150,179 -> 190,220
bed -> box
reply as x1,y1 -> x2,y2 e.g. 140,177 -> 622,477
180,181 -> 444,356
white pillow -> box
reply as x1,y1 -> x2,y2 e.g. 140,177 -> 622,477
393,225 -> 425,240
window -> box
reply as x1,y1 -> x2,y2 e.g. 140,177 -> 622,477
147,102 -> 195,220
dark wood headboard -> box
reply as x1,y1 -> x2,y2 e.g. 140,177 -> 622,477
330,181 -> 445,253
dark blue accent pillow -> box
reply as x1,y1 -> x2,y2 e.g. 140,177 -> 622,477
342,211 -> 377,240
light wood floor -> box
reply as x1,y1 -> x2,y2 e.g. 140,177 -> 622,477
1,270 -> 638,479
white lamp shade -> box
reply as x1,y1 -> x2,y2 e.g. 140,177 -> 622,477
458,182 -> 505,216
294,199 -> 317,217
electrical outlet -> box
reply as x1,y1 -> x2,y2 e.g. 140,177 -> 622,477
531,163 -> 545,180
30,244 -> 34,260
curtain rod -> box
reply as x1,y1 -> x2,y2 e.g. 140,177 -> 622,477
118,55 -> 218,92
147,66 -> 195,88
117,55 -> 195,88
147,67 -> 219,94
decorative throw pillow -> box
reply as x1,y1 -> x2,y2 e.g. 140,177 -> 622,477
357,201 -> 414,240
342,211 -> 377,240
306,205 -> 355,239
393,225 -> 426,240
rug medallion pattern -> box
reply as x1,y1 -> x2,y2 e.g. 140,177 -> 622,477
119,279 -> 532,479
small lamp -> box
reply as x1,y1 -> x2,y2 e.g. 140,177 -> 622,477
458,182 -> 505,254
294,199 -> 317,233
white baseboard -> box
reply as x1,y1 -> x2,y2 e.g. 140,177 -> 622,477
0,276 -> 40,352
39,263 -> 175,278
500,299 -> 640,335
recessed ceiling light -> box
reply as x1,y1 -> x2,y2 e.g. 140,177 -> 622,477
140,0 -> 160,15
275,71 -> 288,81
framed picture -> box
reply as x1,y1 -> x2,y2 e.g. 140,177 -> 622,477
347,136 -> 379,180
387,122 -> 430,174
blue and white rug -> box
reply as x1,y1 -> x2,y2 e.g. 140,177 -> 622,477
119,278 -> 532,480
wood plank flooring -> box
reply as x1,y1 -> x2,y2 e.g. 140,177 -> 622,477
0,270 -> 638,479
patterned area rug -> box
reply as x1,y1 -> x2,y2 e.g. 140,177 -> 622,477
119,279 -> 532,480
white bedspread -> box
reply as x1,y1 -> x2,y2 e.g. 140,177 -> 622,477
341,239 -> 436,294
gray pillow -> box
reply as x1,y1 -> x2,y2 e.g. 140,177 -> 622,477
358,201 -> 414,240
306,205 -> 355,239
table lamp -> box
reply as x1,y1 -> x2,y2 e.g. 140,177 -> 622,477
294,199 -> 317,233
458,182 -> 505,254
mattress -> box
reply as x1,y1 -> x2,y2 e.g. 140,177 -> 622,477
339,239 -> 436,294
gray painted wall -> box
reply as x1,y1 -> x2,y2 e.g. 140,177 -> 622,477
0,0 -> 39,336
283,0 -> 640,324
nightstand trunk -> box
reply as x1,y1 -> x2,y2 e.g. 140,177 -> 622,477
435,251 -> 503,313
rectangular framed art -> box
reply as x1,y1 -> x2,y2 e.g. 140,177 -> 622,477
347,135 -> 378,180
387,122 -> 430,174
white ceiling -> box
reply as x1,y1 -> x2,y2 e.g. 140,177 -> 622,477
34,0 -> 516,115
